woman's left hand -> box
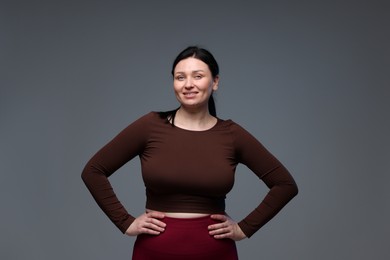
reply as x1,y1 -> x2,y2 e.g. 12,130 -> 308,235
208,214 -> 247,241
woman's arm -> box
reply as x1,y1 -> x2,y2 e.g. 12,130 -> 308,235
81,113 -> 153,233
231,122 -> 298,238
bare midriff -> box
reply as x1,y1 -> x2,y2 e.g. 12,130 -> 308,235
146,209 -> 210,218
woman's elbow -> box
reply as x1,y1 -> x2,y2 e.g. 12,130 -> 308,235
290,182 -> 299,198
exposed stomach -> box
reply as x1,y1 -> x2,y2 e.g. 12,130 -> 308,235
146,208 -> 210,218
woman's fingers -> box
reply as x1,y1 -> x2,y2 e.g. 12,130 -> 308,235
208,214 -> 246,241
208,214 -> 229,233
125,212 -> 166,236
210,214 -> 227,221
145,216 -> 166,231
148,211 -> 165,220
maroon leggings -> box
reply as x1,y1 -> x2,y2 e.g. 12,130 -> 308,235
132,216 -> 238,260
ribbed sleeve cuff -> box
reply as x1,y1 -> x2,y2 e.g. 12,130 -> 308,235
238,220 -> 256,238
118,216 -> 136,234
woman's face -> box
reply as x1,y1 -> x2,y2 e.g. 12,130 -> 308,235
173,57 -> 219,111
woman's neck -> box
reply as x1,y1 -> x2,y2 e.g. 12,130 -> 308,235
174,107 -> 217,131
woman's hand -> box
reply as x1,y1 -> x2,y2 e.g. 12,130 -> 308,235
208,214 -> 247,241
125,211 -> 166,236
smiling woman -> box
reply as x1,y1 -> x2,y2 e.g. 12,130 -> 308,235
81,46 -> 298,259
171,46 -> 219,117
172,57 -> 219,130
173,57 -> 219,117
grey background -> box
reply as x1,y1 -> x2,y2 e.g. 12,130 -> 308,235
1,0 -> 389,259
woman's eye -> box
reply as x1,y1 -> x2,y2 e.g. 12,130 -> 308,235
194,75 -> 203,79
176,76 -> 184,80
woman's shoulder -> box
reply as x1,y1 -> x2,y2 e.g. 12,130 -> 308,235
216,117 -> 256,138
216,117 -> 242,130
135,111 -> 169,124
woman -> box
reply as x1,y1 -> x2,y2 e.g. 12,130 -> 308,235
81,46 -> 298,259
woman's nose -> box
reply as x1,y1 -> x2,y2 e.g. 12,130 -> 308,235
184,79 -> 194,88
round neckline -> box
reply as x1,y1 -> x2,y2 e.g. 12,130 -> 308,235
173,118 -> 222,132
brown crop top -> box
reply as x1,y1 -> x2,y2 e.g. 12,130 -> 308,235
81,112 -> 298,237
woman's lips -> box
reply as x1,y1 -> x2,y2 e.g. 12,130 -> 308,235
183,92 -> 198,98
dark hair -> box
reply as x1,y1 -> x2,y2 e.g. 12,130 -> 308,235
171,46 -> 219,79
160,46 -> 219,123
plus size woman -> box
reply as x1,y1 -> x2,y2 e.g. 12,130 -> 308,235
81,46 -> 298,259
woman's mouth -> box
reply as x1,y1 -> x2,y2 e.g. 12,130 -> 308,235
183,92 -> 198,97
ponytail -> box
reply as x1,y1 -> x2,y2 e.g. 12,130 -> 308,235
208,94 -> 216,117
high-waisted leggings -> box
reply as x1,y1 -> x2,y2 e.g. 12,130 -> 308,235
132,215 -> 238,260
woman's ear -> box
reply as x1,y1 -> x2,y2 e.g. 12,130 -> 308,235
212,75 -> 219,91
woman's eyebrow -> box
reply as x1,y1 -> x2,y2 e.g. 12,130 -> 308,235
175,70 -> 205,74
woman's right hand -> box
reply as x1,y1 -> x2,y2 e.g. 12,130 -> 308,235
125,211 -> 166,236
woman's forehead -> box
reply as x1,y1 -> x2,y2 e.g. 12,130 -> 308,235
174,57 -> 209,73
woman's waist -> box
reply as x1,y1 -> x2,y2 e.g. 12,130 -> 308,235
146,209 -> 213,219
145,209 -> 224,227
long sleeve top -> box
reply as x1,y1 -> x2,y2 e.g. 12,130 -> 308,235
81,112 -> 298,238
